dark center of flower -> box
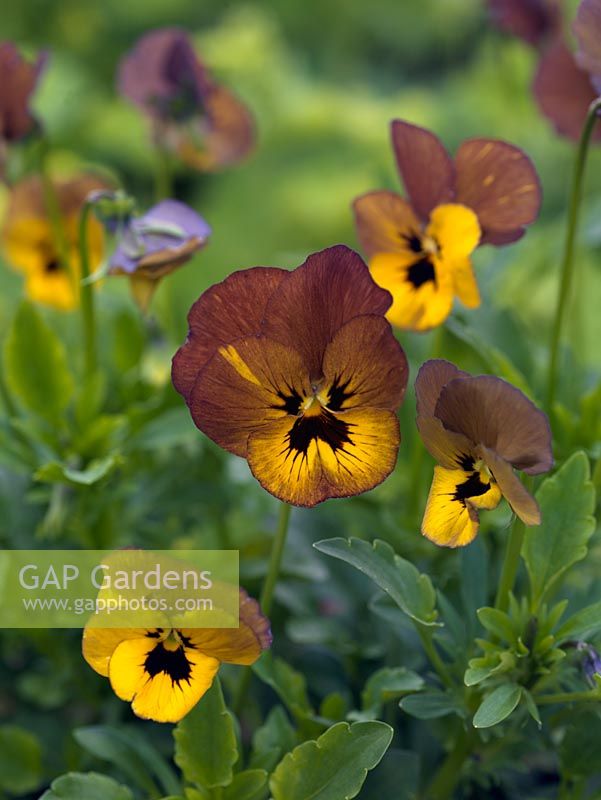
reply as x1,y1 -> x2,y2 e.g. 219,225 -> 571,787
143,640 -> 193,686
453,472 -> 492,504
287,407 -> 353,456
44,257 -> 61,274
407,258 -> 436,288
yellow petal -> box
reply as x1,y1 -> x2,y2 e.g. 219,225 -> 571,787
426,203 -> 481,263
109,637 -> 220,723
82,626 -> 155,677
452,258 -> 481,309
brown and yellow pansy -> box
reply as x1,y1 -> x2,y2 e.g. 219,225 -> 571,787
83,588 -> 270,723
415,359 -> 553,547
353,120 -> 541,331
172,245 -> 409,507
2,174 -> 106,310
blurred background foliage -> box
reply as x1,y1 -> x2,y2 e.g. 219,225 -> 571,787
0,1 -> 600,798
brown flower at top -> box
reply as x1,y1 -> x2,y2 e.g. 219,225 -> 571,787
172,245 -> 408,507
415,360 -> 553,547
118,28 -> 255,172
353,120 -> 540,331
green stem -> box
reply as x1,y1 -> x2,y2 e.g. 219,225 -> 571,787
547,97 -> 601,411
78,200 -> 97,380
424,728 -> 474,800
416,624 -> 454,689
154,145 -> 173,202
233,503 -> 292,715
259,502 -> 292,617
536,688 -> 600,705
494,476 -> 533,612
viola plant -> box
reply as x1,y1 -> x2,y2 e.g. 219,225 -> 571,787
172,244 -> 408,506
82,588 -> 271,723
119,27 -> 255,172
353,120 -> 541,330
415,359 -> 553,547
2,174 -> 106,309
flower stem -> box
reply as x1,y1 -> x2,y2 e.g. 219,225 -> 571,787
494,477 -> 533,612
424,728 -> 474,800
547,97 -> 601,411
78,200 -> 97,380
536,688 -> 600,705
416,624 -> 454,688
154,145 -> 173,202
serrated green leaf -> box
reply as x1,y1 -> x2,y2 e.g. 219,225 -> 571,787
39,772 -> 133,800
252,653 -> 313,720
223,770 -> 268,800
314,538 -> 438,626
3,302 -> 74,423
523,452 -> 596,608
473,684 -> 522,728
250,706 -> 297,772
173,679 -> 238,789
0,724 -> 42,794
400,690 -> 465,720
269,721 -> 392,800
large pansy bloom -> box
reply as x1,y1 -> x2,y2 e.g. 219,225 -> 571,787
119,28 -> 254,172
83,589 -> 270,723
172,246 -> 408,507
353,120 -> 541,332
415,360 -> 553,547
2,175 -> 106,310
108,199 -> 211,311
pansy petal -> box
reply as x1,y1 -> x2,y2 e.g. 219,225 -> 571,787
487,0 -> 559,46
247,407 -> 400,507
172,267 -> 287,401
188,334 -> 311,457
574,0 -> 601,80
370,252 -> 454,331
109,637 -> 220,723
416,416 -> 475,471
426,203 -> 481,262
391,120 -> 455,220
261,246 -> 392,378
421,466 -> 481,548
415,359 -> 470,418
175,84 -> 255,171
454,140 -> 541,244
321,315 -> 408,412
481,445 -> 541,525
82,627 -> 154,677
0,43 -> 47,141
434,375 -> 553,473
452,259 -> 481,308
533,39 -> 601,143
352,191 -> 422,258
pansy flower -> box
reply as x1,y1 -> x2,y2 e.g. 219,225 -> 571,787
119,28 -> 255,172
0,42 -> 47,173
107,199 -> 211,311
415,359 -> 553,547
172,245 -> 408,507
353,120 -> 541,331
83,588 -> 270,723
2,175 -> 106,310
488,0 -> 601,142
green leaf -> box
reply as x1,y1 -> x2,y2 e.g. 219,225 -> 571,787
313,538 -> 439,626
523,452 -> 596,608
173,679 -> 238,789
555,600 -> 601,643
0,724 -> 42,794
360,667 -> 424,716
269,721 -> 392,800
39,772 -> 133,800
35,455 -> 121,486
252,653 -> 313,720
359,749 -> 420,800
250,706 -> 297,772
473,684 -> 522,728
400,690 -> 464,720
3,302 -> 74,423
223,770 -> 268,800
73,725 -> 180,797
477,607 -> 515,644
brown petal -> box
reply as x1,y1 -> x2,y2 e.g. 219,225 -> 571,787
533,39 -> 601,143
574,0 -> 601,82
0,43 -> 47,142
480,446 -> 541,525
261,245 -> 392,380
434,375 -> 553,474
487,0 -> 559,47
187,334 -> 311,457
321,315 -> 408,412
454,139 -> 541,245
414,359 -> 469,418
390,120 -> 455,221
352,190 -> 422,258
172,267 -> 287,401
